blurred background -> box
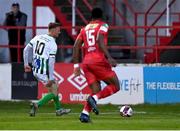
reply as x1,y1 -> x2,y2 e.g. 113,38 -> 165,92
0,0 -> 180,63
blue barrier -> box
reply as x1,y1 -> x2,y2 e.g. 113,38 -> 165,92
144,67 -> 180,104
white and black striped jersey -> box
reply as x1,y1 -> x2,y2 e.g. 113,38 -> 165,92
27,34 -> 57,75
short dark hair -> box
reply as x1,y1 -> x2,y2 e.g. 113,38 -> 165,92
12,2 -> 19,7
91,8 -> 103,19
48,22 -> 60,30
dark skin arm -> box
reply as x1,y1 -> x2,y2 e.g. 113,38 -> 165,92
72,38 -> 83,76
97,33 -> 117,67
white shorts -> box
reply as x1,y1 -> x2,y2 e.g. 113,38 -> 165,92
33,72 -> 48,84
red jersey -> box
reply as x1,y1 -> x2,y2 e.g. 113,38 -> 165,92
77,20 -> 109,64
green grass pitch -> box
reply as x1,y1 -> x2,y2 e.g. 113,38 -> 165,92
0,101 -> 180,130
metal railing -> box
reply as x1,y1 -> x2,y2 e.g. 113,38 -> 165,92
1,25 -> 180,63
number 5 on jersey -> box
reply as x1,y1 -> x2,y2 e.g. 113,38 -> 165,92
86,30 -> 95,46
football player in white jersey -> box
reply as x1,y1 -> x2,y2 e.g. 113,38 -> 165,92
23,22 -> 71,116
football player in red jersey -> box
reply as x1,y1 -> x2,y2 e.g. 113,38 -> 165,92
73,8 -> 120,123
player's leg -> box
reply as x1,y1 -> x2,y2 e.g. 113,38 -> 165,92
29,74 -> 50,116
47,82 -> 61,110
29,74 -> 70,116
37,92 -> 56,108
80,64 -> 100,122
95,75 -> 120,99
80,81 -> 101,122
50,82 -> 71,116
29,102 -> 38,116
87,81 -> 101,115
87,63 -> 120,113
87,75 -> 120,116
36,76 -> 57,108
31,82 -> 70,116
30,86 -> 56,116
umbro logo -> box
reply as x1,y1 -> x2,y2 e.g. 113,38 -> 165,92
53,71 -> 64,84
67,70 -> 88,90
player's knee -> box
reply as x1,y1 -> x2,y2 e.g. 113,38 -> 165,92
114,79 -> 120,92
48,83 -> 58,96
110,84 -> 120,93
90,82 -> 101,94
115,86 -> 120,92
113,85 -> 120,93
52,83 -> 58,95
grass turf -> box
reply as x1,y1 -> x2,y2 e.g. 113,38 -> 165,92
0,101 -> 180,130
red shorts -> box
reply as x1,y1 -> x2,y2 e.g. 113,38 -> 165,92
82,62 -> 116,85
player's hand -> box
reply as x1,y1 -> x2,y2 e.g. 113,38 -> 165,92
74,67 -> 81,76
108,57 -> 117,67
46,80 -> 55,87
24,65 -> 31,72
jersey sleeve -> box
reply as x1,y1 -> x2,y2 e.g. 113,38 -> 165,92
99,23 -> 109,35
29,36 -> 37,47
23,43 -> 33,66
49,42 -> 57,58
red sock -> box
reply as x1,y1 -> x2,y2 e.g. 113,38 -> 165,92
83,94 -> 95,113
96,85 -> 119,99
83,101 -> 92,113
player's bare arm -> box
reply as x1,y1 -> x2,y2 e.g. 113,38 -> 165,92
97,33 -> 117,67
73,38 -> 83,76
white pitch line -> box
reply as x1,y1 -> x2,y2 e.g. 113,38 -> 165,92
37,111 -> 147,115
